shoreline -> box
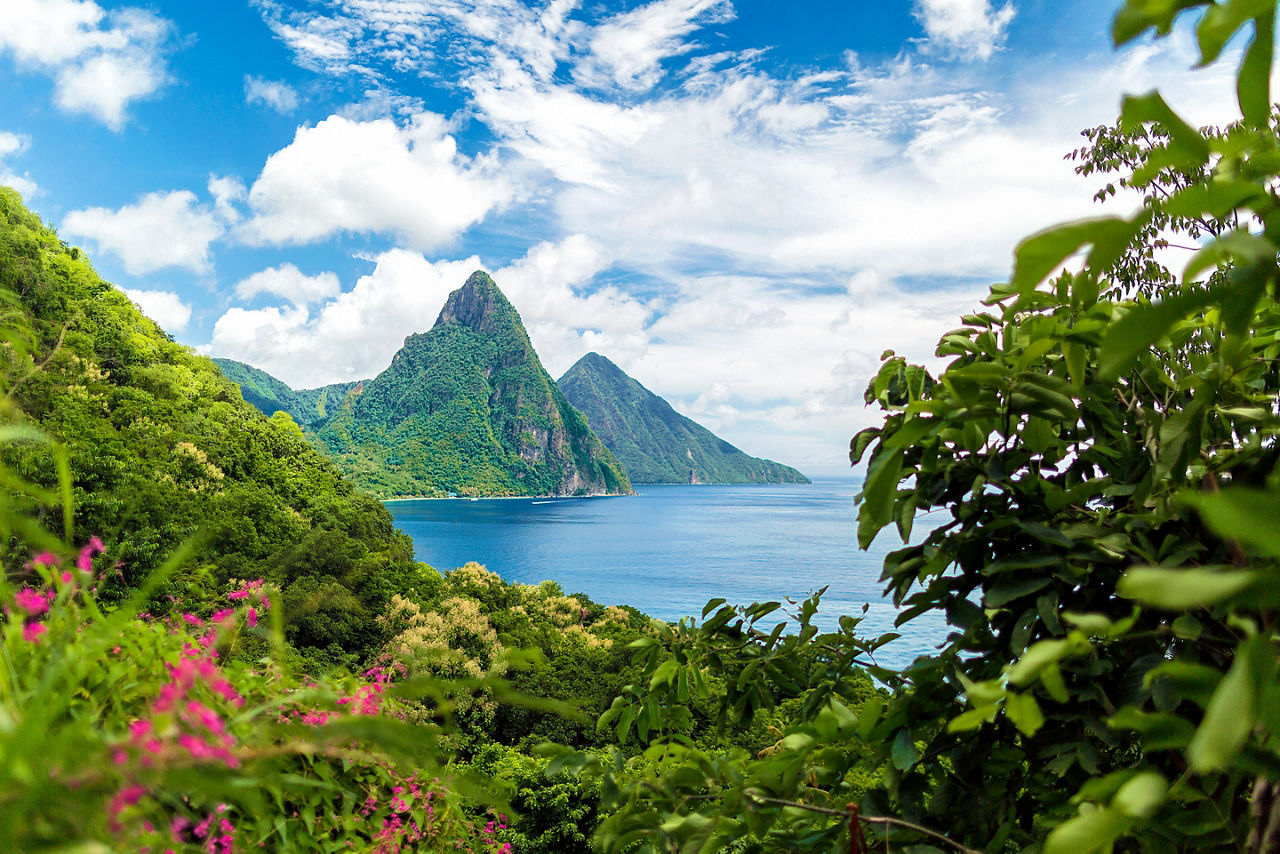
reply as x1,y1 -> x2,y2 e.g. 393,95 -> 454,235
380,481 -> 821,502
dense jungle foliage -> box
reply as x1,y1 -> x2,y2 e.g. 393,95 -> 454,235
212,357 -> 364,427
312,272 -> 631,499
558,352 -> 809,485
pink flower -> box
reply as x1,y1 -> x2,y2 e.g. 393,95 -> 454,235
246,607 -> 258,628
14,588 -> 53,616
22,622 -> 46,642
228,579 -> 264,600
31,551 -> 59,567
76,537 -> 104,573
182,614 -> 205,626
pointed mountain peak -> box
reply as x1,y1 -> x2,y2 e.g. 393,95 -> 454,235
570,351 -> 626,378
435,270 -> 517,334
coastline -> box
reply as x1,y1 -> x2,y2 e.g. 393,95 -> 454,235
380,480 -> 819,502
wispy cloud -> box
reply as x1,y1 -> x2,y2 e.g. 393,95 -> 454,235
244,75 -> 300,112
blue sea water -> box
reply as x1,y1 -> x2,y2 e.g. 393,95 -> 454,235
387,479 -> 949,670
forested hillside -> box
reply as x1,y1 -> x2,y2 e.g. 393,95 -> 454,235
0,187 -> 426,659
559,351 -> 809,484
212,357 -> 364,426
312,272 -> 631,499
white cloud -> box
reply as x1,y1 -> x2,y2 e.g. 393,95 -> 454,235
123,288 -> 192,332
242,112 -> 512,250
244,75 -> 299,113
0,132 -> 38,198
62,191 -> 223,275
238,0 -> 1247,473
208,251 -> 479,387
0,0 -> 172,129
207,174 -> 247,225
208,235 -> 650,389
234,264 -> 342,306
914,0 -> 1016,60
577,0 -> 734,91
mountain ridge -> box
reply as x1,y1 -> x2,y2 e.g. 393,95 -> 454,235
308,271 -> 632,499
558,351 -> 809,485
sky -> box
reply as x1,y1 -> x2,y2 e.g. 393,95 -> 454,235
0,0 -> 1249,477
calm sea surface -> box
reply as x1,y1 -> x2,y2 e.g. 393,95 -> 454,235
387,479 -> 948,669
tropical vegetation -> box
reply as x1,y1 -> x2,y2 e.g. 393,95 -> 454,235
3,1 -> 1280,852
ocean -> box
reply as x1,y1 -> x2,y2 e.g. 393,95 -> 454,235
386,479 -> 949,670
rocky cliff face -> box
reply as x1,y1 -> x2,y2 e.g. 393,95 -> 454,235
558,352 -> 809,485
312,272 -> 632,498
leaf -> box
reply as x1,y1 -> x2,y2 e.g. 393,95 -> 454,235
857,441 -> 904,549
1183,230 -> 1274,282
1005,692 -> 1046,736
1110,707 -> 1196,751
891,728 -> 919,770
1237,8 -> 1275,125
700,598 -> 727,618
1112,771 -> 1168,819
1044,805 -> 1133,854
1119,91 -> 1211,167
1011,217 -> 1131,294
1196,0 -> 1272,62
1097,288 -> 1219,380
1184,488 -> 1280,557
1188,635 -> 1270,771
1112,0 -> 1211,45
1007,638 -> 1076,686
1118,566 -> 1261,609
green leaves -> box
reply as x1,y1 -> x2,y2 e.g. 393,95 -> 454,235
1187,634 -> 1275,771
1184,488 -> 1280,556
1097,288 -> 1216,379
1113,1 -> 1211,45
1118,566 -> 1262,608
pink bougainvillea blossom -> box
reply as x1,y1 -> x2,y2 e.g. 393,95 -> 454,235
227,579 -> 264,600
22,622 -> 47,642
14,587 -> 53,616
77,536 -> 104,572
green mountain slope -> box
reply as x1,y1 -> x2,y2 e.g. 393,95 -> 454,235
313,271 -> 632,499
558,352 -> 809,485
213,357 -> 365,426
0,188 -> 425,656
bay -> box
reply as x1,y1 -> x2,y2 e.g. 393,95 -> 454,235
387,479 -> 949,669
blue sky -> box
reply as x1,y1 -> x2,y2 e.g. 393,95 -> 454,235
0,0 -> 1245,475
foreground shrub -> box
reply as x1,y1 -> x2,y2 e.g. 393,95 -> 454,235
0,543 -> 509,853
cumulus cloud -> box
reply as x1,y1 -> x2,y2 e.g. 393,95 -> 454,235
123,288 -> 192,332
242,112 -> 511,250
244,75 -> 299,112
914,0 -> 1016,60
239,0 -> 1245,473
62,191 -> 223,275
0,0 -> 173,129
234,264 -> 342,306
0,132 -> 38,198
208,235 -> 650,389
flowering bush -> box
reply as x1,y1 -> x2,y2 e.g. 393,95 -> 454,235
0,544 -> 509,852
